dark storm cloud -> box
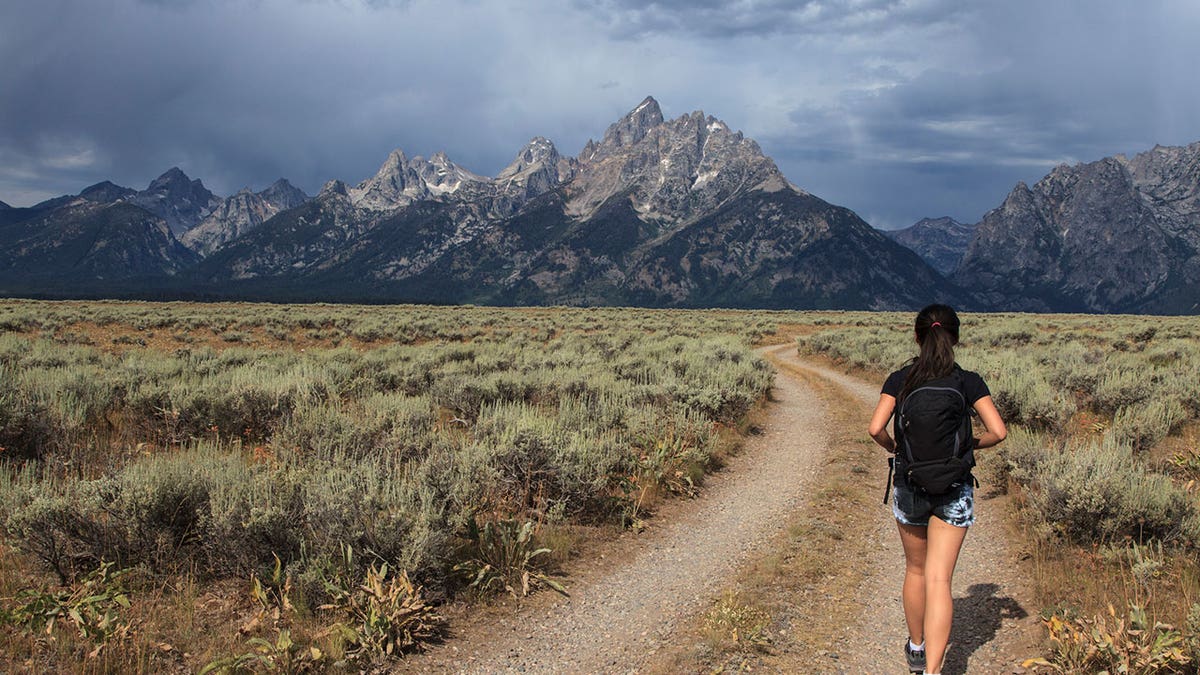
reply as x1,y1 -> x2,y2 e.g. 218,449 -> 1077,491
0,0 -> 545,204
575,0 -> 966,39
755,1 -> 1200,228
1,0 -> 1198,234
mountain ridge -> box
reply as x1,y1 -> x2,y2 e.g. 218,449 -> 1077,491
176,97 -> 965,309
954,142 -> 1200,313
16,97 -> 1195,312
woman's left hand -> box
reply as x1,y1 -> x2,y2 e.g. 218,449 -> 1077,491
868,393 -> 897,452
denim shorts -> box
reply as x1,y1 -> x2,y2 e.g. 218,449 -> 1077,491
892,482 -> 975,528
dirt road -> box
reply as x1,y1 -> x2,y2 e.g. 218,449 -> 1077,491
407,344 -> 1040,674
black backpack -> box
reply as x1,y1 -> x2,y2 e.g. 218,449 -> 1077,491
884,370 -> 976,502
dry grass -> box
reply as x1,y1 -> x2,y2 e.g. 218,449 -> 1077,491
1020,512 -> 1200,631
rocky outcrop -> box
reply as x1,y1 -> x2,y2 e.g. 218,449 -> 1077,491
79,181 -> 137,204
181,179 -> 310,256
565,96 -> 791,223
955,142 -> 1200,313
128,167 -> 222,237
348,150 -> 487,211
494,137 -> 577,208
886,217 -> 975,276
259,178 -> 309,211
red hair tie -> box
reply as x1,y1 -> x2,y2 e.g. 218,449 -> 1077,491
930,322 -> 942,328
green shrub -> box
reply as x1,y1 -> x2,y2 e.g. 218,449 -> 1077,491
1029,603 -> 1197,673
1110,397 -> 1187,452
452,519 -> 566,598
321,559 -> 446,663
1,560 -> 132,650
1093,367 -> 1152,415
989,366 -> 1075,432
1015,438 -> 1194,544
0,302 -> 794,599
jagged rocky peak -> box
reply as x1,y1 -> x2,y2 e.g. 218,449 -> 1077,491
350,149 -> 422,209
350,148 -> 485,210
147,167 -> 188,190
885,217 -> 975,276
79,180 -> 136,203
260,178 -> 308,209
319,179 -> 350,198
413,151 -> 486,194
501,137 -> 560,175
141,166 -> 218,207
955,143 -> 1200,313
128,166 -> 221,236
590,96 -> 665,157
496,137 -> 576,200
580,138 -> 599,162
566,97 -> 791,221
181,178 -> 312,257
1120,142 -> 1200,215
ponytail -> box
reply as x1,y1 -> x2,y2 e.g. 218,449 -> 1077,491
898,304 -> 960,401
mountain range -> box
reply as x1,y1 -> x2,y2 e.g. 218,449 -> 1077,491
0,98 -> 950,309
888,142 -> 1200,313
1,98 -> 1197,313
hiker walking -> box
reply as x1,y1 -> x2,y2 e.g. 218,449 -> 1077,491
867,304 -> 1008,675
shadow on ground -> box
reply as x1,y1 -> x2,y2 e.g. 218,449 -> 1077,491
945,583 -> 1028,674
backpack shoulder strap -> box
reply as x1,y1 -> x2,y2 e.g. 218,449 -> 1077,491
952,367 -> 974,459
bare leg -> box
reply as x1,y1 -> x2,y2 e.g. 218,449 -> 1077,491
922,516 -> 968,673
896,522 -> 928,646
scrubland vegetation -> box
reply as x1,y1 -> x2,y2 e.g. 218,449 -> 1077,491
2,300 -> 1198,672
799,312 -> 1200,672
0,300 -> 777,672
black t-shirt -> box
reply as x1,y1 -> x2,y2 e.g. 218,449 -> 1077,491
881,363 -> 991,488
881,364 -> 990,403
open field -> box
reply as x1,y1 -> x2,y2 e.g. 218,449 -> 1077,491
1,300 -> 1198,673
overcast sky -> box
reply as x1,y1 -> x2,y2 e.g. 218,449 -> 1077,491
2,0 -> 1198,229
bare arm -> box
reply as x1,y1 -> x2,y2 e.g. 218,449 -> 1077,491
868,393 -> 897,453
972,395 -> 1007,448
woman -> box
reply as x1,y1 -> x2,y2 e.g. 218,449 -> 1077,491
867,304 -> 1007,675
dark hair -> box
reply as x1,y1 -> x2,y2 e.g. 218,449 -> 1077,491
898,303 -> 961,401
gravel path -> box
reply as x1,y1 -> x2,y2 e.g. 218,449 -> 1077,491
407,346 -> 1041,674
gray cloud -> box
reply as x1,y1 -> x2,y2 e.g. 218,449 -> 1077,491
574,0 -> 968,39
756,1 -> 1200,228
1,0 -> 1198,234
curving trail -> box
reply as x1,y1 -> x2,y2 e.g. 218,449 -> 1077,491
405,344 -> 1040,674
